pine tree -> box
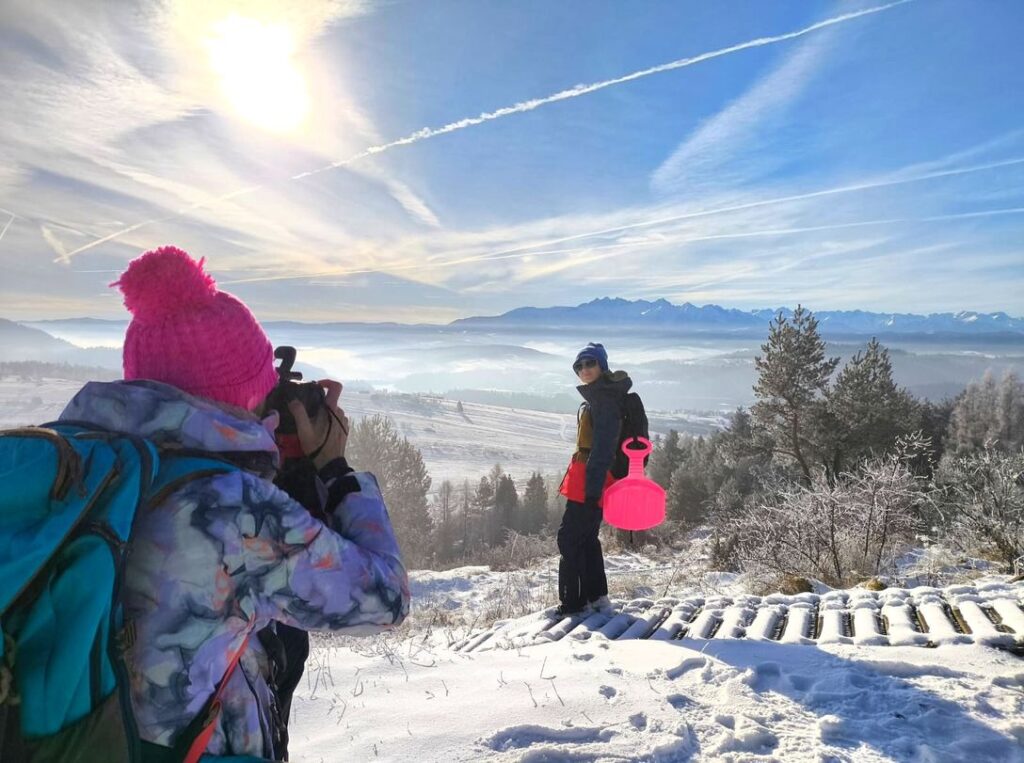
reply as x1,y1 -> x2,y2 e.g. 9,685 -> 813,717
521,472 -> 548,534
648,430 -> 683,489
752,305 -> 839,484
824,338 -> 919,476
492,473 -> 519,544
474,475 -> 495,546
459,478 -> 477,559
433,480 -> 458,563
347,414 -> 432,565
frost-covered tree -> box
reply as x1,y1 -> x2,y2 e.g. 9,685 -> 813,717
732,436 -> 930,587
936,446 -> 1024,572
752,306 -> 839,484
947,371 -> 1024,455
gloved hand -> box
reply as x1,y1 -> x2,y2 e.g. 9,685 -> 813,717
583,495 -> 600,511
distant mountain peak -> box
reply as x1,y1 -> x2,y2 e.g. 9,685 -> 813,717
449,299 -> 1024,335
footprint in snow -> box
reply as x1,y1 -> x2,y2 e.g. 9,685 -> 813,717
573,653 -> 595,662
715,714 -> 736,730
787,674 -> 813,692
666,694 -> 696,711
743,662 -> 782,692
629,713 -> 647,731
599,685 -> 618,700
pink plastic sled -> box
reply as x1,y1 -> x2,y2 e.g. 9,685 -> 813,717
603,437 -> 666,531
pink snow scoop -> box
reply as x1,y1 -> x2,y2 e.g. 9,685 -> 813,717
602,437 -> 666,531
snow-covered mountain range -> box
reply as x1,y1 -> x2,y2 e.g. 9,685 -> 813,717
451,298 -> 1024,335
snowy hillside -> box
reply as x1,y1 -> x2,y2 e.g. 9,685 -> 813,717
0,377 -> 717,489
288,556 -> 1024,762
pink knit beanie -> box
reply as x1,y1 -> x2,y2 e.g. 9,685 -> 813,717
113,246 -> 278,411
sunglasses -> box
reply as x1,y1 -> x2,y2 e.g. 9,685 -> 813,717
573,358 -> 599,374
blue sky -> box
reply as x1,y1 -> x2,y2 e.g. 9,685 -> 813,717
0,0 -> 1022,322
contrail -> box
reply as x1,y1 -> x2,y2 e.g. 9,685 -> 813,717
0,214 -> 14,245
220,158 -> 1024,285
61,0 -> 912,261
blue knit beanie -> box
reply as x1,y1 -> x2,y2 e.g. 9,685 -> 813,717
574,342 -> 609,372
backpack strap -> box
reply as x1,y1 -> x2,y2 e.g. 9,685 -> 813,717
145,452 -> 238,511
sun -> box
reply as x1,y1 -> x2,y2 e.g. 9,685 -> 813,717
205,15 -> 310,134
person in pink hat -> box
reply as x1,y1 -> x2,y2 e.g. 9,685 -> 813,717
57,246 -> 409,760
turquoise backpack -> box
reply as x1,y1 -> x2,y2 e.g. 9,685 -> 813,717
0,423 -> 240,763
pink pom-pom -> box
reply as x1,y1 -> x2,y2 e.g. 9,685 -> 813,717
112,246 -> 218,321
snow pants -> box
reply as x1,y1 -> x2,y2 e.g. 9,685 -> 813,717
556,499 -> 608,609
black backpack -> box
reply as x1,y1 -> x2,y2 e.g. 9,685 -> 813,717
611,392 -> 649,479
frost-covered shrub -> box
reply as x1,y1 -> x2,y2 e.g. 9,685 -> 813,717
479,530 -> 556,571
935,446 -> 1024,572
732,437 -> 930,588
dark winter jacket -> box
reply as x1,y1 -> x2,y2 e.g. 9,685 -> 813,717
574,370 -> 632,500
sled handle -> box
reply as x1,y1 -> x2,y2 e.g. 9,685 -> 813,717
621,437 -> 652,477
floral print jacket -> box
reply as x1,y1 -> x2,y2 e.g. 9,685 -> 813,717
60,380 -> 409,758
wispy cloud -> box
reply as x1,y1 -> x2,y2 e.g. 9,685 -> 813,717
59,0 -> 911,259
219,153 -> 1023,285
651,28 -> 832,196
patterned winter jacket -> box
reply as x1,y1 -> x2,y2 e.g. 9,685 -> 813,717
59,380 -> 410,759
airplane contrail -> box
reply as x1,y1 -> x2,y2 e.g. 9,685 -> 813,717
0,215 -> 14,245
60,0 -> 912,261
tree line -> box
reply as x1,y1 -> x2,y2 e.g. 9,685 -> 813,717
646,306 -> 1024,587
346,414 -> 566,569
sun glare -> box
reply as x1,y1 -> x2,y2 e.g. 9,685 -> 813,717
205,15 -> 310,133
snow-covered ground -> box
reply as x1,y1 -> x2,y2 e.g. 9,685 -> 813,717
288,554 -> 1024,762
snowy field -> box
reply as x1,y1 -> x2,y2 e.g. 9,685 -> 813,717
288,554 -> 1024,762
0,377 -> 718,489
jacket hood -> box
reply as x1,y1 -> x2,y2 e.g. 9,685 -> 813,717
59,379 -> 279,460
577,370 -> 632,402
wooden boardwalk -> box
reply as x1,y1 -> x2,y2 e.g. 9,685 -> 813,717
453,581 -> 1024,654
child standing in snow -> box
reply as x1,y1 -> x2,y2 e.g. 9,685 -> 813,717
556,343 -> 633,616
58,246 -> 409,760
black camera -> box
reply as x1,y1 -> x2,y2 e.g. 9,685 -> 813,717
264,346 -> 326,439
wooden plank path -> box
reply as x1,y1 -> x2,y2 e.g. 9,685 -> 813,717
452,581 -> 1024,654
